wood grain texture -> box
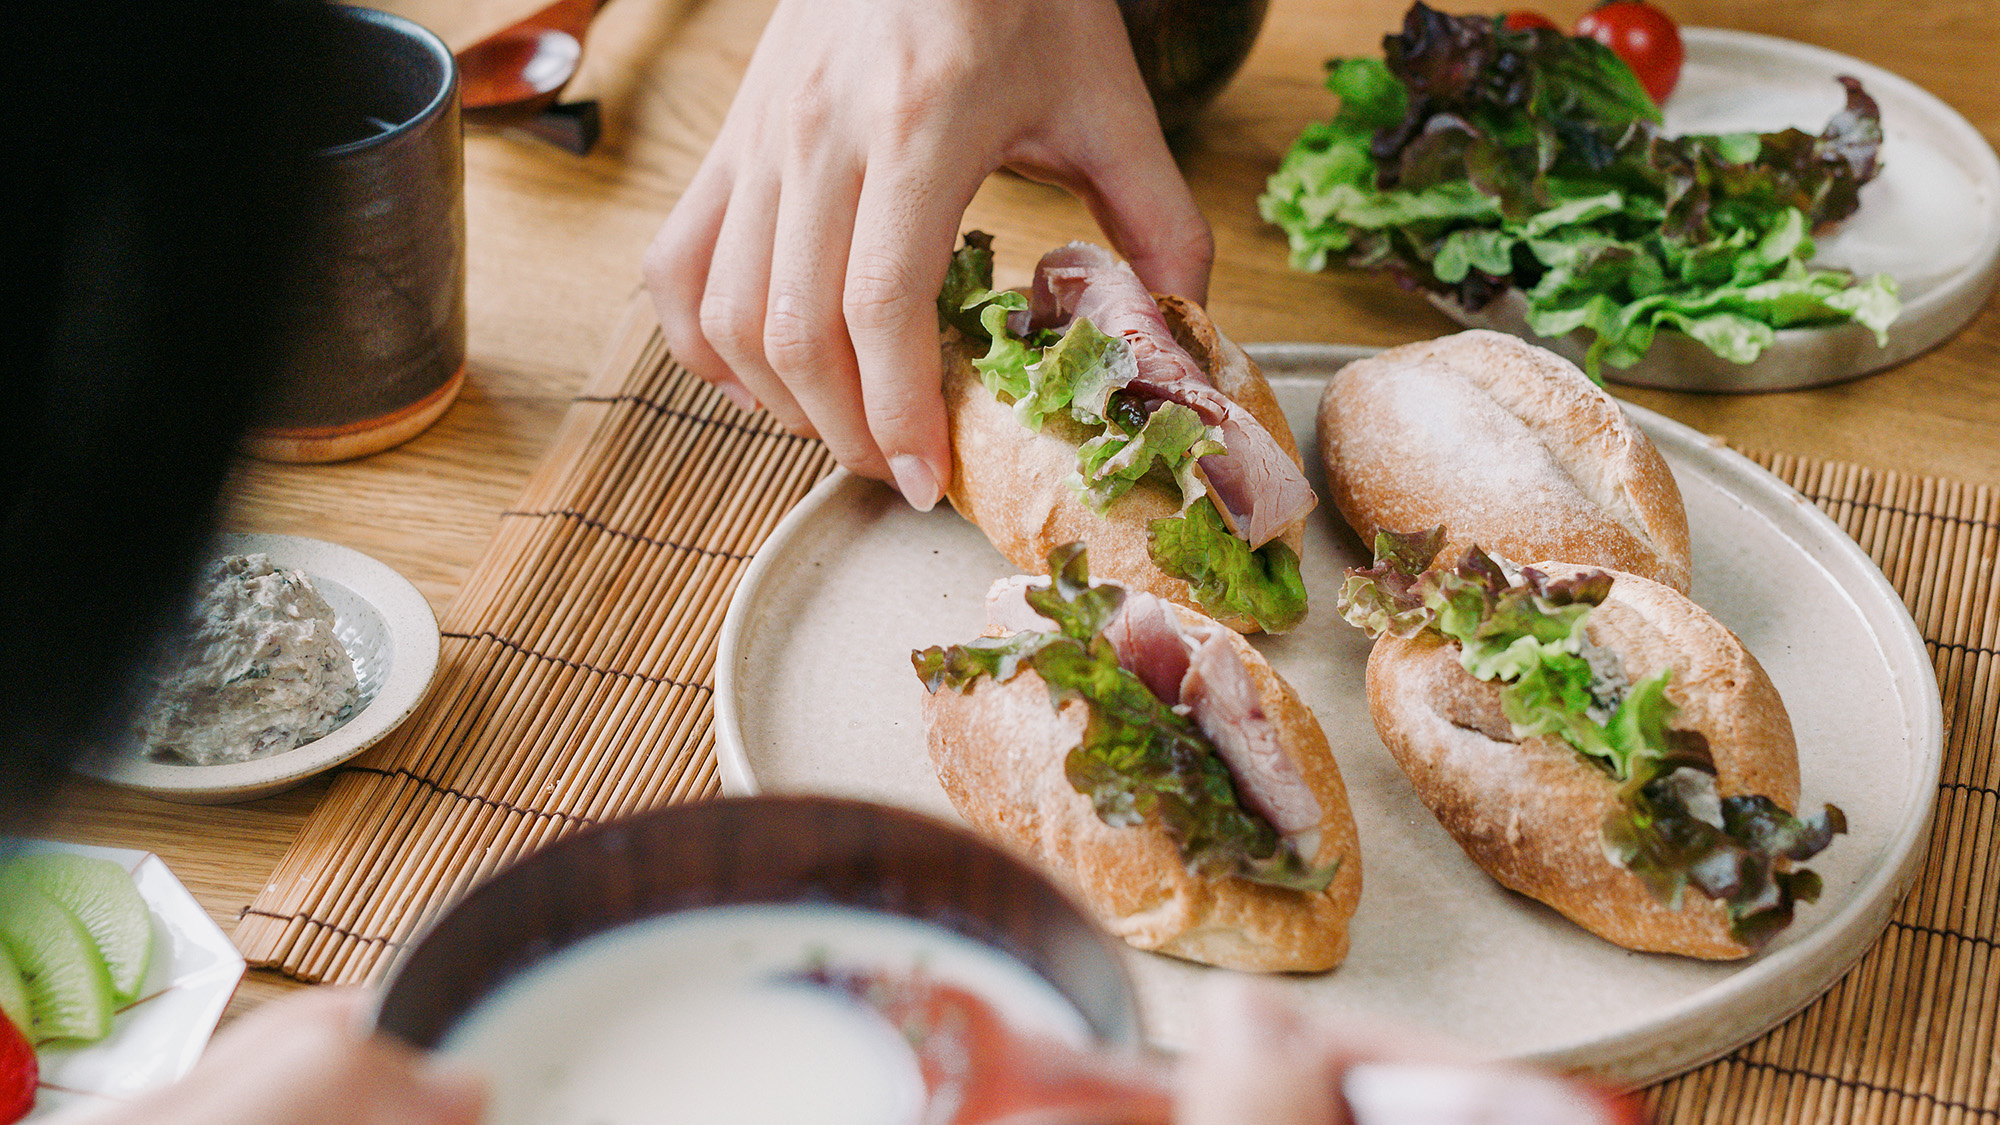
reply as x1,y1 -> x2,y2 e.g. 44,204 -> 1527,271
24,0 -> 2000,1114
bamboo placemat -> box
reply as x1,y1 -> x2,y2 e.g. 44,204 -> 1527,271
236,307 -> 1998,1121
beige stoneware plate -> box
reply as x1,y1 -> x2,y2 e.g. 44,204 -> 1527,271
1434,28 -> 2000,391
714,345 -> 1942,1088
76,533 -> 440,804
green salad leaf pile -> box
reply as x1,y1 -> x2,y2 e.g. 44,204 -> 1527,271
936,233 -> 1307,632
1340,529 -> 1845,944
1259,2 -> 1900,377
913,544 -> 1335,891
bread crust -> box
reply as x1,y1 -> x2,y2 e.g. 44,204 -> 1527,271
1317,329 -> 1692,593
922,614 -> 1361,972
1365,568 -> 1798,959
942,295 -> 1306,633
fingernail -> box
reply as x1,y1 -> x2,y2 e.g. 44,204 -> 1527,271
1343,1063 -> 1633,1125
717,380 -> 758,412
889,454 -> 942,513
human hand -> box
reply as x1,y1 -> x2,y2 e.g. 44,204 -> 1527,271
80,989 -> 483,1125
642,0 -> 1213,509
1174,977 -> 1643,1125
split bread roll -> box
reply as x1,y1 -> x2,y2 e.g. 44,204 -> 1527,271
941,239 -> 1315,634
1318,329 -> 1692,593
919,577 -> 1361,972
1366,565 -> 1805,959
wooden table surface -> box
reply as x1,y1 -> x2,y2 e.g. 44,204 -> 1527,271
32,0 -> 2000,1032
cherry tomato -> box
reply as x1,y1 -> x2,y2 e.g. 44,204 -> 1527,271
1576,1 -> 1685,104
1502,11 -> 1561,30
0,1016 -> 33,1125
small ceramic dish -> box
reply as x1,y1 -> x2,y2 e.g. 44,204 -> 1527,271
74,533 -> 440,804
8,839 -> 246,1121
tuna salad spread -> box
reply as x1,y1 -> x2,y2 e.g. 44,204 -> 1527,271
134,553 -> 361,765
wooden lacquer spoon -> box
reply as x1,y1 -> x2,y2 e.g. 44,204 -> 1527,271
805,966 -> 1644,1125
456,0 -> 608,148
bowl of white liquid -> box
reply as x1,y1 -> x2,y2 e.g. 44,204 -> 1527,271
371,795 -> 1144,1125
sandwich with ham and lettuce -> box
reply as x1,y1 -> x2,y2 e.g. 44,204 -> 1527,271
914,544 -> 1362,972
1346,529 -> 1843,958
936,234 -> 1317,634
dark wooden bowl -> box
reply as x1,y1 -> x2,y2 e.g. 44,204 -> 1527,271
1120,0 -> 1270,132
371,795 -> 1144,1051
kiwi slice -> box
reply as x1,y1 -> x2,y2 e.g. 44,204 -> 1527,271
0,877 -> 113,1045
8,854 -> 152,1003
0,943 -> 27,1037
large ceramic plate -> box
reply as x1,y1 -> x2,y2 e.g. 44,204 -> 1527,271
713,345 -> 1941,1088
75,533 -> 440,804
1434,27 -> 2000,391
6,839 -> 246,1120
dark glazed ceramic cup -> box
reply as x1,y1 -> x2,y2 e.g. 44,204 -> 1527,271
248,5 -> 465,463
371,795 -> 1144,1053
1119,0 -> 1271,132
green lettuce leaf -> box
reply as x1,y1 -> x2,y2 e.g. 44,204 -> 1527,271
1073,400 -> 1224,511
1258,3 -> 1900,378
1148,500 -> 1308,634
1013,318 -> 1133,432
911,544 -> 1335,891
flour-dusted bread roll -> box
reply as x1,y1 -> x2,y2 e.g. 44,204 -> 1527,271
939,236 -> 1316,634
1361,561 -> 1838,959
1318,329 -> 1692,593
915,555 -> 1361,972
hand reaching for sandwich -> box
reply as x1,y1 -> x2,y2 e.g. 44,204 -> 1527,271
642,0 -> 1213,510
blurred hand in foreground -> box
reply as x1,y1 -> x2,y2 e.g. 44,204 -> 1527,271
642,0 -> 1213,510
1174,977 -> 1645,1125
78,989 -> 483,1125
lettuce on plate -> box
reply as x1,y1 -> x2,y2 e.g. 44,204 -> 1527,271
1260,2 -> 1900,378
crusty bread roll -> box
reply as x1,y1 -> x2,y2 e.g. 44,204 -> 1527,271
1318,329 -> 1692,593
944,295 -> 1308,633
922,600 -> 1361,972
1366,566 -> 1798,959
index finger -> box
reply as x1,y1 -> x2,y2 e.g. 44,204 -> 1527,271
841,154 -> 984,512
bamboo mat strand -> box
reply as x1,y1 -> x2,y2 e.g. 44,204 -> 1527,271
237,309 -> 1999,1122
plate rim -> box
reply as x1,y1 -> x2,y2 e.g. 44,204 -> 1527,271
713,342 -> 1943,1085
74,532 -> 442,802
1430,25 -> 2000,391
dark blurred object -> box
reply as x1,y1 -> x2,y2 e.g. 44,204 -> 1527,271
0,0 -> 335,824
1119,0 -> 1270,132
246,4 -> 467,464
374,795 -> 1144,1053
512,100 -> 603,155
458,0 -> 609,152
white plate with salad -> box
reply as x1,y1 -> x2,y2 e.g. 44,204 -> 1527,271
712,359 -> 1941,1087
1263,18 -> 2000,391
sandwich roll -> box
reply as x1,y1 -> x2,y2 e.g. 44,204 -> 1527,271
914,545 -> 1361,972
1318,329 -> 1692,593
1345,539 -> 1841,958
938,235 -> 1317,634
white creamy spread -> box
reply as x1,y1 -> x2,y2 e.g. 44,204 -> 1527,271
440,904 -> 1094,1125
133,553 -> 360,765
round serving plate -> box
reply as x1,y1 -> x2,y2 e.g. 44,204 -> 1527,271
75,532 -> 441,803
1433,27 -> 2000,392
713,345 -> 1942,1088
